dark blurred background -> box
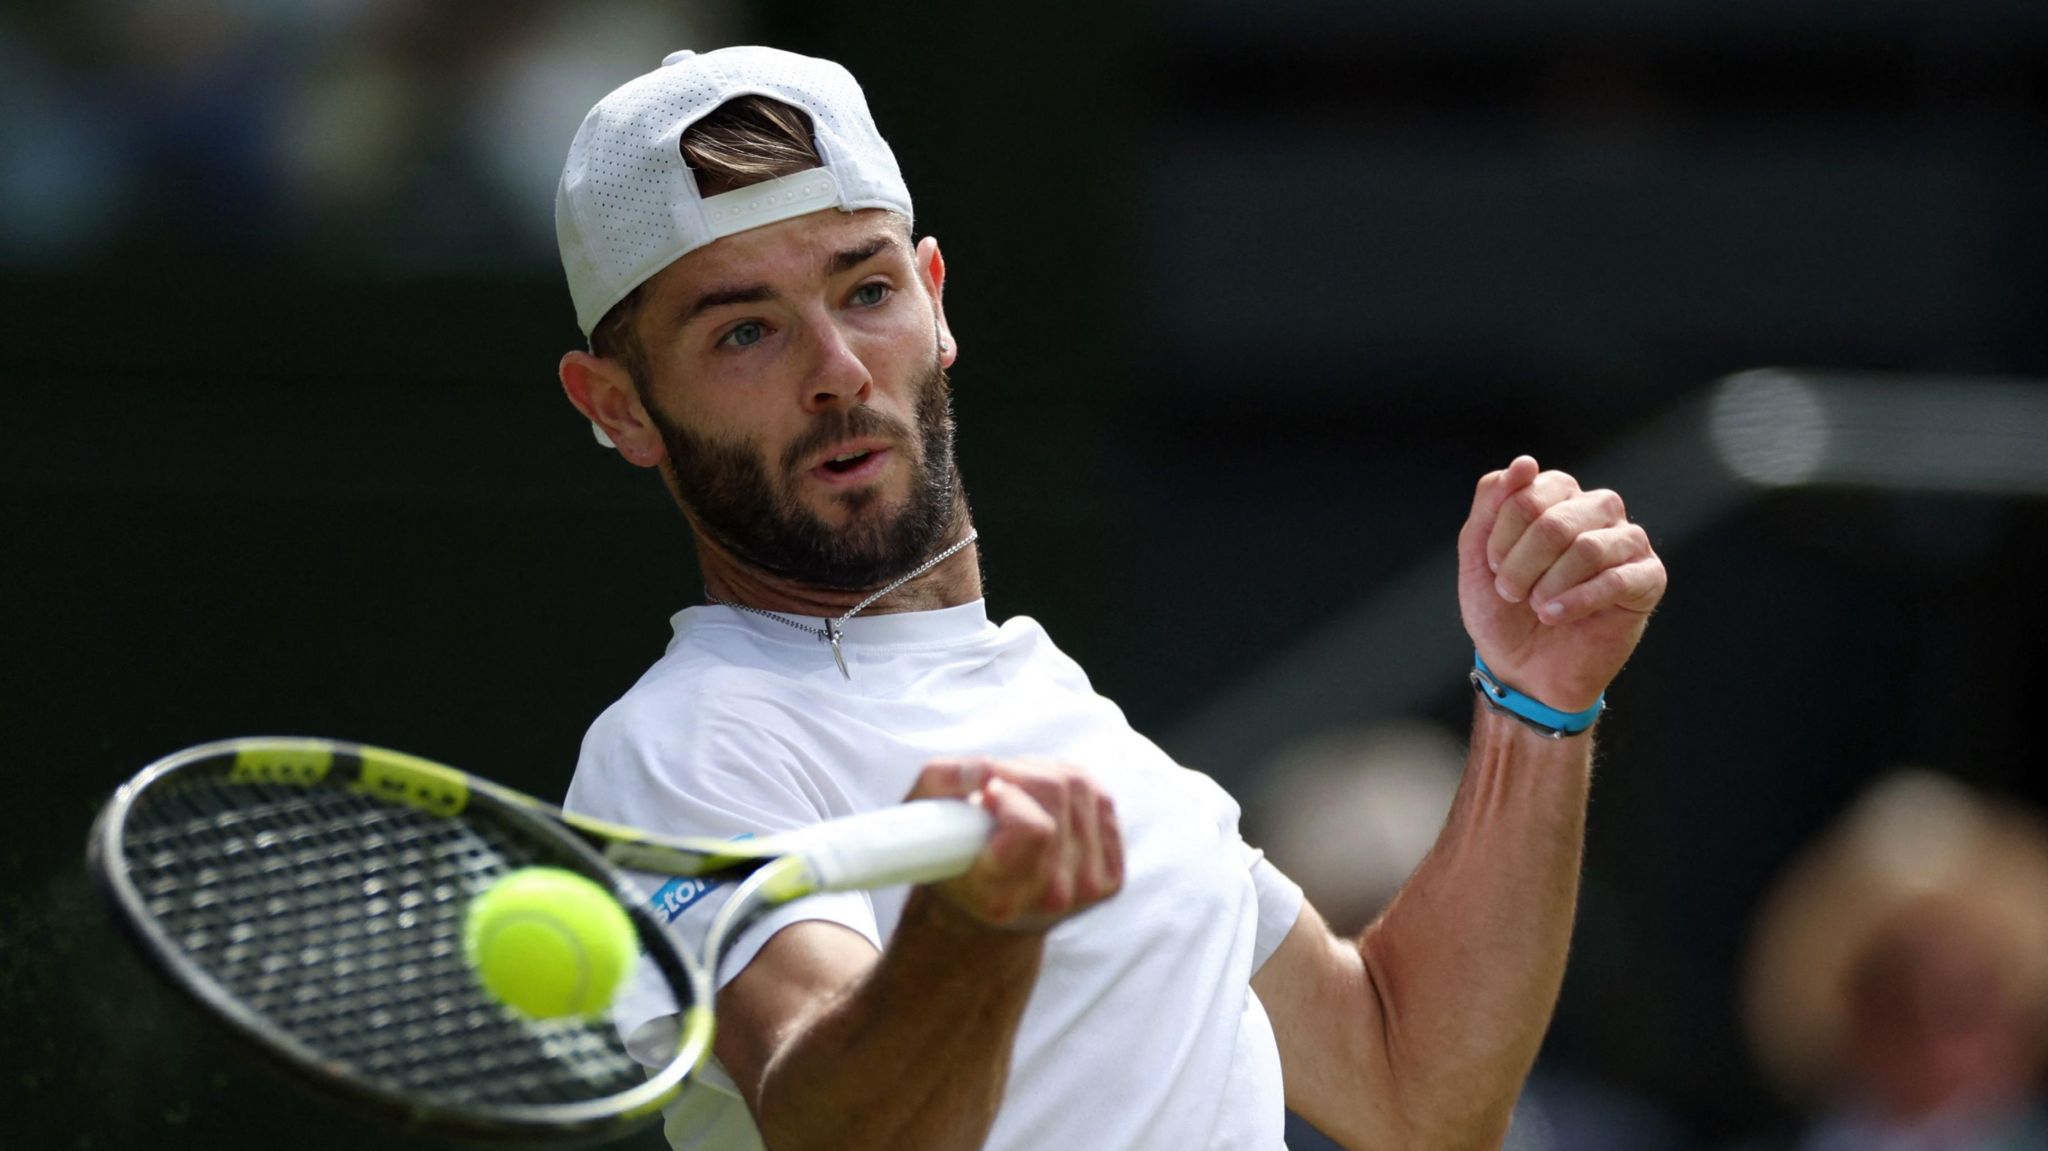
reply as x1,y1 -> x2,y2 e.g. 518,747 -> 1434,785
7,1 -> 2048,1148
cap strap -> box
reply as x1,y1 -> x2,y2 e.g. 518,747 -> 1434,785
701,168 -> 843,241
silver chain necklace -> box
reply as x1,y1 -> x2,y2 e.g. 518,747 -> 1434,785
704,528 -> 978,680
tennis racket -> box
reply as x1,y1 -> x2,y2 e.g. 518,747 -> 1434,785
87,736 -> 992,1146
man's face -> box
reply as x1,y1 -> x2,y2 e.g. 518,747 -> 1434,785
626,209 -> 962,589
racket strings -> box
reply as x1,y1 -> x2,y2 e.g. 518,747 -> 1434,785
121,776 -> 649,1106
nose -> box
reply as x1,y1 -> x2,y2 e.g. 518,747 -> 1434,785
799,318 -> 874,414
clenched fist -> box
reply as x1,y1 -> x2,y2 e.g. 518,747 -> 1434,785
1458,456 -> 1667,714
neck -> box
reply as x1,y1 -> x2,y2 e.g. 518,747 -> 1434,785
696,523 -> 983,618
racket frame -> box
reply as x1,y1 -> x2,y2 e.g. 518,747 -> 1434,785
89,735 -> 989,1146
88,737 -> 713,1146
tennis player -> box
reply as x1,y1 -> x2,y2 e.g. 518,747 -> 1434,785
554,46 -> 1665,1151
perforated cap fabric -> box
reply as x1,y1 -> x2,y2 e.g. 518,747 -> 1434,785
556,46 -> 915,339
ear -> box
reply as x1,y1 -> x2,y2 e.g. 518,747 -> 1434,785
559,350 -> 667,467
916,235 -> 958,369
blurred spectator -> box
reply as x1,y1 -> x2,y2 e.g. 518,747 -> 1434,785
1739,771 -> 2048,1151
1245,722 -> 1694,1151
0,0 -> 724,267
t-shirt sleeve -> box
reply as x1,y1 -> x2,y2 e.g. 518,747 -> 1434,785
562,682 -> 883,1065
1240,842 -> 1305,973
1174,759 -> 1307,975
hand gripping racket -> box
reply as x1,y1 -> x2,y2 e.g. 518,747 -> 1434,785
86,736 -> 992,1146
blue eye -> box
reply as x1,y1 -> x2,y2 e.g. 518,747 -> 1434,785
853,283 -> 889,307
722,321 -> 766,348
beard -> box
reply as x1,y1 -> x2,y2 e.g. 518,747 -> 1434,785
649,356 -> 964,591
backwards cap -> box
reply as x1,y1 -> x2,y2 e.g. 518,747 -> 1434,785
555,46 -> 915,340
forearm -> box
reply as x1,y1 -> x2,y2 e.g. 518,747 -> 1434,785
753,889 -> 1044,1151
1356,700 -> 1591,1144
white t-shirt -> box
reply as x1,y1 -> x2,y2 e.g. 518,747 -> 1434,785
564,599 -> 1304,1151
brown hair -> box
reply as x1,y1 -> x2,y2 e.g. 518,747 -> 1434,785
589,95 -> 825,390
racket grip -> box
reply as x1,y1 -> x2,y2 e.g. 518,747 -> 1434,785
800,799 -> 993,892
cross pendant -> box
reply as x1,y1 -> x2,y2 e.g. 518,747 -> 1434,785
823,619 -> 850,680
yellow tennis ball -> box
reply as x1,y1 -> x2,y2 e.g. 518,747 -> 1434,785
464,867 -> 638,1020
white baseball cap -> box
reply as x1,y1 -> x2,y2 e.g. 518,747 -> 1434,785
556,46 -> 916,342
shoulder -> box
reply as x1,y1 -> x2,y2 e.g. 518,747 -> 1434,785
989,613 -> 1095,688
591,656 -> 807,756
567,656 -> 826,832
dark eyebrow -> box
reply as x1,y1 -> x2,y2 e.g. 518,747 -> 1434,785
675,234 -> 905,329
675,284 -> 777,329
827,236 -> 897,276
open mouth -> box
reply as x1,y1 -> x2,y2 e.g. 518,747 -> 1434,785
807,444 -> 892,486
821,449 -> 874,474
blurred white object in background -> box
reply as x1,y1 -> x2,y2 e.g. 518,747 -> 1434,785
1712,369 -> 2048,496
1246,720 -> 1464,934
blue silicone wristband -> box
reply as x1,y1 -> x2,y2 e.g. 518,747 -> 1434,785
1470,652 -> 1604,737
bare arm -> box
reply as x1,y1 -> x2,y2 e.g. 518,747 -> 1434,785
714,758 -> 1123,1151
1255,455 -> 1663,1149
1253,704 -> 1590,1149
